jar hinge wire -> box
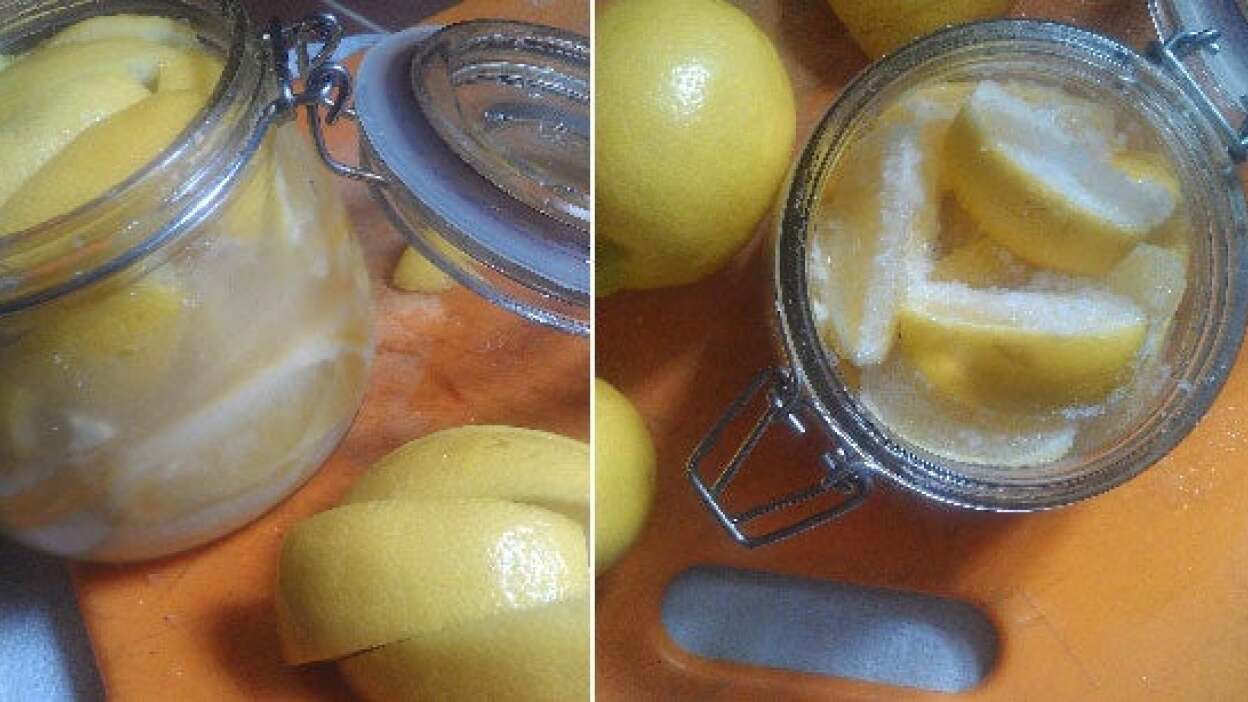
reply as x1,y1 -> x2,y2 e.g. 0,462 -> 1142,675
686,367 -> 871,548
261,14 -> 388,185
1148,29 -> 1248,163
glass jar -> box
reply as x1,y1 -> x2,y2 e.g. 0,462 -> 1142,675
687,19 -> 1248,547
0,0 -> 374,561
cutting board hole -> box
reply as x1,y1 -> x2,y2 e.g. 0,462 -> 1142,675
661,566 -> 998,693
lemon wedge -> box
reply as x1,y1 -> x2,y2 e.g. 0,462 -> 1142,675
276,499 -> 588,665
43,15 -> 201,50
339,597 -> 589,702
897,281 -> 1147,410
860,357 -> 1077,467
0,273 -> 186,405
105,335 -> 366,526
944,82 -> 1176,275
0,90 -> 207,234
810,119 -> 940,366
932,198 -> 1031,288
0,73 -> 150,209
0,40 -> 179,124
1107,243 -> 1186,322
345,425 -> 590,529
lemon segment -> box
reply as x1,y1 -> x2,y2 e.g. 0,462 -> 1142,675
0,274 -> 186,404
826,0 -> 1009,58
860,358 -> 1077,467
0,90 -> 207,235
594,379 -> 656,575
0,74 -> 150,209
345,426 -> 590,530
810,120 -> 940,366
105,335 -> 365,525
0,40 -> 179,124
339,596 -> 589,702
897,281 -> 1147,410
276,499 -> 588,664
944,82 -> 1176,275
43,15 -> 201,50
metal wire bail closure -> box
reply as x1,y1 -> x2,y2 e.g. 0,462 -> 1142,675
686,368 -> 870,548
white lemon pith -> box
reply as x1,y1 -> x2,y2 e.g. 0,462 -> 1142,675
808,78 -> 1189,467
277,425 -> 590,700
596,0 -> 796,291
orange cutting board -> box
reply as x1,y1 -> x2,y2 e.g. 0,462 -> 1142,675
69,2 -> 589,699
597,0 -> 1248,700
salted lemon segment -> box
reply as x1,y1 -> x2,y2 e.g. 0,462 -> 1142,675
944,81 -> 1176,275
810,120 -> 940,366
897,282 -> 1147,411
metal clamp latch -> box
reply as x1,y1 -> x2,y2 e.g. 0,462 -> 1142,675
1148,29 -> 1248,163
261,14 -> 387,184
686,368 -> 870,548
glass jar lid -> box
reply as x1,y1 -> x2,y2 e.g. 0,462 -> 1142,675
352,21 -> 589,334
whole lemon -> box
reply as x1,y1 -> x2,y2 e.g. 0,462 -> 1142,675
596,0 -> 796,293
594,378 -> 656,574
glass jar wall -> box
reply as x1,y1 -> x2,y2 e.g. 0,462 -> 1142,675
0,0 -> 374,561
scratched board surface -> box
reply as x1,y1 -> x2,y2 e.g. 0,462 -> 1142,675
596,0 -> 1248,700
69,1 -> 589,699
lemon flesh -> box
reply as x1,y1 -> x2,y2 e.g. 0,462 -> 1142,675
346,425 -> 590,529
340,596 -> 589,702
596,0 -> 795,290
898,281 -> 1147,411
861,358 -> 1077,467
945,82 -> 1176,276
0,90 -> 207,235
826,0 -> 1009,58
276,499 -> 588,664
594,379 -> 656,575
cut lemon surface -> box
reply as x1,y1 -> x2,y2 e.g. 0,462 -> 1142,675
340,596 -> 589,702
944,81 -> 1176,275
861,357 -> 1077,467
345,425 -> 590,529
810,120 -> 940,366
897,281 -> 1147,410
276,499 -> 588,665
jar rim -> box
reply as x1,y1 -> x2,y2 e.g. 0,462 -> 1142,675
774,18 -> 1248,511
0,0 -> 268,313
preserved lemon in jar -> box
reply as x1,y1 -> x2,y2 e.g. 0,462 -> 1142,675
809,80 -> 1189,468
0,8 -> 373,561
